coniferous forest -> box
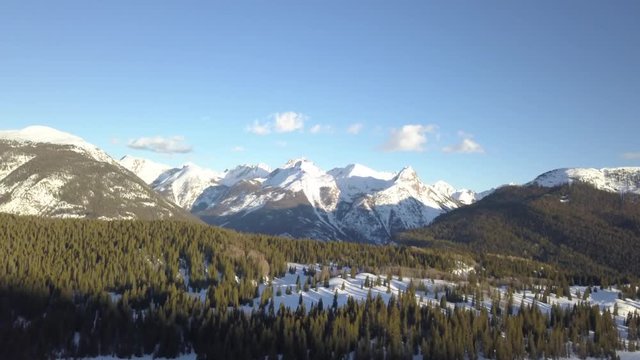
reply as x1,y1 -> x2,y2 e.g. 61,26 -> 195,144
1,212 -> 639,359
3,0 -> 639,358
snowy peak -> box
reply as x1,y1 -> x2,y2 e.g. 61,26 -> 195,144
262,159 -> 339,212
432,181 -> 456,197
0,125 -> 113,164
0,125 -> 89,148
328,164 -> 395,201
265,159 -> 328,187
152,163 -> 221,209
532,167 -> 640,194
280,158 -> 325,176
329,163 -> 395,181
221,164 -> 271,186
452,189 -> 477,205
394,166 -> 418,183
119,155 -> 172,184
0,128 -> 189,220
121,154 -> 476,243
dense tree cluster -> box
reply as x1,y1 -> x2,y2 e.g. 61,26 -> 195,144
402,183 -> 640,283
0,213 -> 633,359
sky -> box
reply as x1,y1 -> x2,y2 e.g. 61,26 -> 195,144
1,1 -> 639,191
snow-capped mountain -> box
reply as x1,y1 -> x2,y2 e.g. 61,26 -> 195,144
532,167 -> 640,194
0,125 -> 114,164
431,180 -> 485,205
0,126 -> 191,220
451,189 -> 477,205
220,163 -> 271,186
127,157 -> 467,243
328,163 -> 395,202
151,163 -> 221,209
119,155 -> 172,184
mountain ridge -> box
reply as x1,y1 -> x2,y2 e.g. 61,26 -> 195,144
123,155 -> 467,243
400,182 -> 640,277
0,126 -> 194,221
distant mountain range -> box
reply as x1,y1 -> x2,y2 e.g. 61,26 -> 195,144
120,155 -> 475,243
1,125 -> 639,245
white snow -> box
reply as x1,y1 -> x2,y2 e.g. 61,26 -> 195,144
0,125 -> 115,164
91,262 -> 640,360
119,153 -> 509,242
432,180 -> 456,197
264,158 -> 340,212
119,155 -> 172,184
124,156 -> 475,242
533,167 -> 640,194
0,154 -> 35,180
452,189 -> 477,205
0,127 -> 185,220
0,125 -> 90,148
328,163 -> 395,201
220,163 -> 271,186
0,172 -> 84,217
152,163 -> 221,208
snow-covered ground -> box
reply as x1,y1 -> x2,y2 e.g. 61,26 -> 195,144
71,263 -> 640,360
239,263 -> 458,313
182,262 -> 640,329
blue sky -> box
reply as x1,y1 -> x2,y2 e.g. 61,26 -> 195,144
1,1 -> 639,190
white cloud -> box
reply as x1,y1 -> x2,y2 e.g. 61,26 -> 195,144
127,136 -> 192,154
347,123 -> 364,135
442,131 -> 485,154
309,124 -> 332,134
246,120 -> 271,135
622,152 -> 640,160
246,111 -> 307,135
274,111 -> 306,133
382,124 -> 437,152
231,146 -> 245,152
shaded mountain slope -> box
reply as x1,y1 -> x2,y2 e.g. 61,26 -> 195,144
401,183 -> 640,278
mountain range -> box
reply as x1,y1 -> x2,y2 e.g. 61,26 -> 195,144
1,125 -> 640,245
120,155 -> 473,243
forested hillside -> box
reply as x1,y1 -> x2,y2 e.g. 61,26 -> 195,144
1,213 -> 637,359
0,214 -> 458,358
401,183 -> 640,281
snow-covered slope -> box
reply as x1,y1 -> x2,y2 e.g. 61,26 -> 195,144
119,155 -> 172,184
264,159 -> 340,212
0,125 -> 114,164
331,167 -> 460,243
121,154 -> 485,243
0,126 -> 191,220
152,163 -> 221,209
187,159 -> 464,243
220,164 -> 271,186
451,189 -> 476,205
431,180 -> 492,206
328,163 -> 394,201
532,167 -> 640,194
